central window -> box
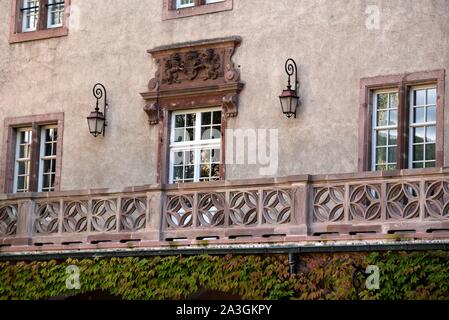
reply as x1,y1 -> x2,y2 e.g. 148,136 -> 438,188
169,108 -> 222,183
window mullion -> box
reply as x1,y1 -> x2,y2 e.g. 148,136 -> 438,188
397,83 -> 408,169
29,123 -> 41,192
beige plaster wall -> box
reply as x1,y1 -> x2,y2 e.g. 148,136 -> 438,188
0,0 -> 448,191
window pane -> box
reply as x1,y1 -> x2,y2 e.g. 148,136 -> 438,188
414,107 -> 425,123
376,131 -> 388,146
376,147 -> 387,164
389,130 -> 397,146
184,166 -> 194,179
427,106 -> 436,122
387,164 -> 397,171
19,145 -> 30,159
213,111 -> 222,125
42,174 -> 50,189
426,126 -> 436,143
174,152 -> 183,165
212,149 -> 220,163
201,149 -> 211,163
173,166 -> 183,181
211,126 -> 221,139
389,93 -> 398,109
174,129 -> 184,142
376,165 -> 387,171
17,176 -> 25,191
18,162 -> 27,175
44,143 -> 53,156
413,145 -> 424,161
200,164 -> 211,178
427,88 -> 436,105
185,151 -> 194,165
413,127 -> 425,143
377,110 -> 388,126
389,110 -> 397,125
377,94 -> 388,110
388,147 -> 397,163
43,160 -> 52,174
425,161 -> 436,168
186,114 -> 196,127
185,128 -> 194,141
211,164 -> 220,177
201,127 -> 211,140
414,89 -> 426,106
175,115 -> 185,128
413,162 -> 424,169
202,112 -> 212,126
425,144 -> 436,161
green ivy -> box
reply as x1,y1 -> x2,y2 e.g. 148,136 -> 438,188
0,251 -> 448,300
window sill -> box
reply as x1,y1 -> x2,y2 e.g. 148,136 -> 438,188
9,27 -> 68,44
162,0 -> 232,20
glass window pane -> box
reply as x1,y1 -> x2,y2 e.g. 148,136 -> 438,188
174,129 -> 184,142
414,107 -> 425,123
414,90 -> 426,106
389,110 -> 397,125
426,126 -> 436,143
185,128 -> 194,141
44,143 -> 53,156
376,165 -> 386,171
42,174 -> 50,189
389,93 -> 398,109
427,106 -> 436,122
212,149 -> 220,163
211,126 -> 221,139
413,162 -> 424,169
201,127 -> 211,140
173,166 -> 183,181
413,127 -> 425,143
387,164 -> 397,171
200,164 -> 211,178
186,114 -> 196,127
43,160 -> 52,174
17,176 -> 25,191
427,88 -> 436,105
18,162 -> 27,175
376,147 -> 387,164
376,131 -> 388,146
388,147 -> 397,163
389,130 -> 397,146
175,115 -> 185,128
211,164 -> 220,178
201,149 -> 211,163
377,94 -> 388,110
174,152 -> 184,165
425,161 -> 436,168
184,166 -> 194,179
426,144 -> 436,161
185,151 -> 194,165
213,111 -> 222,125
413,145 -> 424,161
377,110 -> 388,126
202,112 -> 211,126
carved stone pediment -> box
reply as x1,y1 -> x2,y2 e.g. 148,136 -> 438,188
141,36 -> 244,124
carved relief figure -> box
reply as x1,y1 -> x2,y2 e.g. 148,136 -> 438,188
164,53 -> 184,84
200,49 -> 221,81
185,51 -> 203,80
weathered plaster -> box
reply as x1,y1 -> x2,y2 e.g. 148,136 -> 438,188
0,0 -> 448,191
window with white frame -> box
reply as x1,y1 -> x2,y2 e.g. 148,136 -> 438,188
38,126 -> 58,192
13,128 -> 33,193
169,108 -> 222,183
47,0 -> 65,28
176,0 -> 195,9
409,86 -> 437,168
372,90 -> 398,171
205,0 -> 224,4
22,0 -> 40,32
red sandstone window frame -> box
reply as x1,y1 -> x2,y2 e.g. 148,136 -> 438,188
0,113 -> 64,194
162,0 -> 232,20
9,0 -> 70,44
358,70 -> 445,172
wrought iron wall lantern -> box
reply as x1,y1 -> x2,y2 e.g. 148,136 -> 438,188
279,58 -> 300,118
87,83 -> 108,137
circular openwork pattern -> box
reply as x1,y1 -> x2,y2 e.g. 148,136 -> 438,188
0,205 -> 18,236
198,193 -> 225,227
313,187 -> 345,222
349,185 -> 381,221
91,200 -> 117,232
165,195 -> 193,229
34,203 -> 59,234
63,201 -> 88,233
387,183 -> 420,220
229,192 -> 258,226
263,190 -> 291,224
121,198 -> 147,231
425,181 -> 449,219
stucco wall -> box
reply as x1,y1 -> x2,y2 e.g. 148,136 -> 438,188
0,0 -> 448,191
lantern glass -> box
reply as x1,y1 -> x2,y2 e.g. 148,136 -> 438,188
87,111 -> 105,137
279,89 -> 299,118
